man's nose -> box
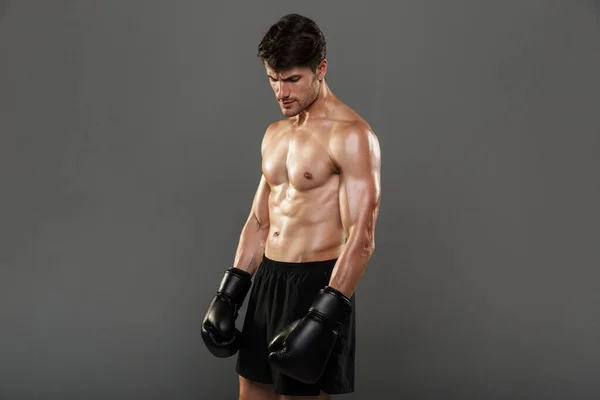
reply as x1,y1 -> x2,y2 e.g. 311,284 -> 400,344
276,81 -> 290,99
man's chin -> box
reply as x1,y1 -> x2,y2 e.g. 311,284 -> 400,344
282,108 -> 299,117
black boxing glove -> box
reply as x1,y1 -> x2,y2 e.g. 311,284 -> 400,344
201,267 -> 252,358
267,286 -> 352,384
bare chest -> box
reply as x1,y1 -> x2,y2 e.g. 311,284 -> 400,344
262,133 -> 337,191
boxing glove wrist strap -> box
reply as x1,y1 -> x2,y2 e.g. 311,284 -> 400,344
217,267 -> 252,305
308,286 -> 352,326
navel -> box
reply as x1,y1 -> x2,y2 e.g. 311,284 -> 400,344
303,171 -> 313,179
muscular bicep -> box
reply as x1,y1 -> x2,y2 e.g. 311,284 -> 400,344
334,126 -> 381,242
247,123 -> 278,228
250,174 -> 271,229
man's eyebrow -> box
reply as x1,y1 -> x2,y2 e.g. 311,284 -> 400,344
267,74 -> 301,81
280,75 -> 301,81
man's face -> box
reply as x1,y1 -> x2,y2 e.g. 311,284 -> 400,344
265,63 -> 323,117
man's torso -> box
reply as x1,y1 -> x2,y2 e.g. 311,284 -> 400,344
261,104 -> 366,263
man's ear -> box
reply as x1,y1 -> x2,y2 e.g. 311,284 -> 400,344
317,59 -> 328,81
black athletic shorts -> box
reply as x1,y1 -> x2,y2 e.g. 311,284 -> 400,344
236,255 -> 356,396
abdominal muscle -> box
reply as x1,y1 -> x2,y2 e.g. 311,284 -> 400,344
264,182 -> 346,263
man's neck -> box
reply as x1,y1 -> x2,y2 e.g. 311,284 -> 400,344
293,80 -> 335,125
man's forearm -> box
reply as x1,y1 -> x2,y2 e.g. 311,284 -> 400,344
232,214 -> 270,275
327,234 -> 374,298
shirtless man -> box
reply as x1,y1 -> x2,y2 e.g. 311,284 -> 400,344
201,14 -> 381,399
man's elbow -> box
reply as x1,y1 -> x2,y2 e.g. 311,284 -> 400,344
367,239 -> 375,255
347,231 -> 375,259
364,237 -> 375,257
250,210 -> 270,231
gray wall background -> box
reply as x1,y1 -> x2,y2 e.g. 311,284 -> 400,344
1,1 -> 599,399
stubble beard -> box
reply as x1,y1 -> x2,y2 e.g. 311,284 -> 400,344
282,77 -> 320,118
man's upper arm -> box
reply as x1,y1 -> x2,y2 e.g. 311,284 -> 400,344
251,174 -> 271,228
331,123 -> 381,246
249,124 -> 276,228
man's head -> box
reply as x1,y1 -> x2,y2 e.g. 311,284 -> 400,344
258,14 -> 328,117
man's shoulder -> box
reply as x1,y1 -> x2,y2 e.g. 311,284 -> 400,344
265,119 -> 290,136
328,118 -> 379,168
328,101 -> 374,137
260,119 -> 289,154
330,118 -> 376,143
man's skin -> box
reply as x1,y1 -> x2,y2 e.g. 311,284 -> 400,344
232,58 -> 381,400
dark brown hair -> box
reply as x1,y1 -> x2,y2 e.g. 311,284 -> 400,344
257,14 -> 326,72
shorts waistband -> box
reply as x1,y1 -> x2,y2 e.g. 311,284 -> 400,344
261,255 -> 338,271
